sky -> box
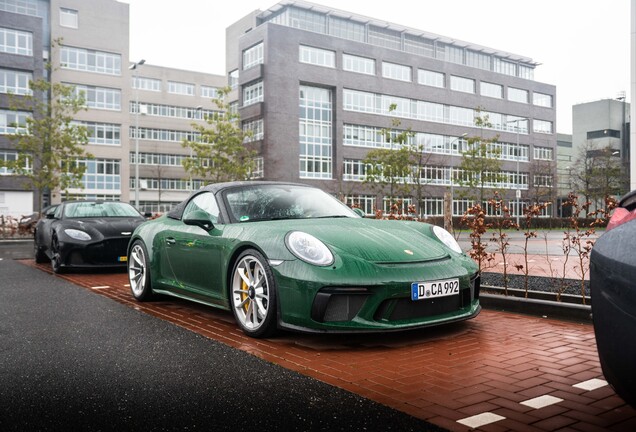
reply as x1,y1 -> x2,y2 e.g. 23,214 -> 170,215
121,0 -> 632,134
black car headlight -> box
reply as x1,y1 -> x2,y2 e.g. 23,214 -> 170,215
285,231 -> 334,266
64,229 -> 92,241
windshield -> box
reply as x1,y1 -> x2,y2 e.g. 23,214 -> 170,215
224,184 -> 358,223
63,202 -> 143,219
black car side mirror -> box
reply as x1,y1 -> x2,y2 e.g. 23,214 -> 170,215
46,212 -> 56,219
183,210 -> 215,232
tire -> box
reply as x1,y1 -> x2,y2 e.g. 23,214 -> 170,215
128,240 -> 154,301
34,238 -> 48,264
50,236 -> 64,274
230,249 -> 278,338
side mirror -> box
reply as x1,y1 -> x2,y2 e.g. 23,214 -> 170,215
352,208 -> 366,218
183,210 -> 215,232
46,212 -> 56,219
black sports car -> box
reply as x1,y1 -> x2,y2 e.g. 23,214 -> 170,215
590,189 -> 636,407
34,201 -> 146,273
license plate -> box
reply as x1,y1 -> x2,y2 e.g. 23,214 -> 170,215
118,256 -> 127,262
411,279 -> 459,301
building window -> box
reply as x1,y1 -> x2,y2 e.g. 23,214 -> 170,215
533,175 -> 553,188
130,101 -> 214,120
344,194 -> 375,215
73,121 -> 121,146
587,129 -> 621,140
382,62 -> 411,82
243,81 -> 263,106
405,34 -> 435,58
0,109 -> 29,134
383,197 -> 413,214
480,81 -> 503,99
494,58 -> 517,76
299,86 -> 332,179
72,84 -> 121,111
201,86 -> 218,98
533,119 -> 553,134
533,92 -> 553,108
368,25 -> 401,50
417,69 -> 444,88
60,8 -> 78,28
0,150 -> 30,174
421,197 -> 444,217
343,159 -> 367,181
61,46 -> 121,75
229,69 -> 239,90
519,65 -> 534,80
243,118 -> 264,142
0,27 -> 32,56
130,127 -> 196,143
132,76 -> 161,92
329,16 -> 365,42
250,156 -> 264,179
71,159 -> 121,193
450,76 -> 475,94
168,81 -> 194,96
299,45 -> 335,68
0,69 -> 32,95
243,42 -> 264,70
343,53 -> 375,75
508,87 -> 529,104
0,0 -> 40,17
533,146 -> 553,161
466,50 -> 491,70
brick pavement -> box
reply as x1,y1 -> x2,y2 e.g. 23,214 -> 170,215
21,259 -> 635,431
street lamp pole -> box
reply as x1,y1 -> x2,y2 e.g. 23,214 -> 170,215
506,118 -> 527,226
129,59 -> 145,209
445,133 -> 468,232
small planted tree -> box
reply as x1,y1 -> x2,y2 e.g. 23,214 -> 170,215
182,86 -> 256,183
486,192 -> 518,294
460,203 -> 494,273
1,78 -> 92,212
519,202 -> 550,297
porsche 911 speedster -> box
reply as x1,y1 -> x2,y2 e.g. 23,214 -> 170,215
127,182 -> 481,338
34,200 -> 146,273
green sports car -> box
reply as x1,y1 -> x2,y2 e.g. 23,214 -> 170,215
127,182 -> 480,338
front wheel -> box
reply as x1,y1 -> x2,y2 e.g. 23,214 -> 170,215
230,249 -> 277,338
34,238 -> 48,264
50,236 -> 64,274
128,240 -> 154,301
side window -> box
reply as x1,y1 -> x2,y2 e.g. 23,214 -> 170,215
183,192 -> 220,223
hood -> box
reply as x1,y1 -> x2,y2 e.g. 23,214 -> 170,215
287,219 -> 449,264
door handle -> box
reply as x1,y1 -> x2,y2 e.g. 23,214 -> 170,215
165,237 -> 176,245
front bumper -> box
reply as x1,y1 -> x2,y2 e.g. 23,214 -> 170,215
272,254 -> 480,333
57,237 -> 131,269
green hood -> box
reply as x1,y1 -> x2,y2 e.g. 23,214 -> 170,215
287,218 -> 449,264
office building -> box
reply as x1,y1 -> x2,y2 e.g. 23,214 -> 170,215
227,0 -> 558,217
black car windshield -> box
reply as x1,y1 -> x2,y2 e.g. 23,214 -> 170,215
63,202 -> 142,218
224,184 -> 358,223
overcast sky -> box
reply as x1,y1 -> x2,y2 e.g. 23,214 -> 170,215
121,0 -> 631,134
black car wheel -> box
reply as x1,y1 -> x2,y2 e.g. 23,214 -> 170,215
34,238 -> 48,264
50,236 -> 64,274
230,249 -> 277,338
128,240 -> 153,301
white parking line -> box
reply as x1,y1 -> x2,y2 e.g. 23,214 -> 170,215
457,412 -> 505,428
521,395 -> 563,409
574,378 -> 608,391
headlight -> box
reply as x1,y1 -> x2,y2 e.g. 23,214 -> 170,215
432,225 -> 462,254
64,229 -> 91,241
286,231 -> 334,266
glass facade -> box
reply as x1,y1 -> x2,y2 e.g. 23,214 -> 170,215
299,86 -> 332,179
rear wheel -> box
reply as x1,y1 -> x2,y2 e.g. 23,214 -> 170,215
128,240 -> 153,301
230,249 -> 277,338
34,237 -> 48,264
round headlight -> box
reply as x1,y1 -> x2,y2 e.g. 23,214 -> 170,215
64,228 -> 91,241
432,225 -> 462,254
286,231 -> 333,266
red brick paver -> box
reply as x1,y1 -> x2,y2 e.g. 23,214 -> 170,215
22,260 -> 634,431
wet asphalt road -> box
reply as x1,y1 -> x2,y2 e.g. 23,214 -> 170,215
0,248 -> 444,431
